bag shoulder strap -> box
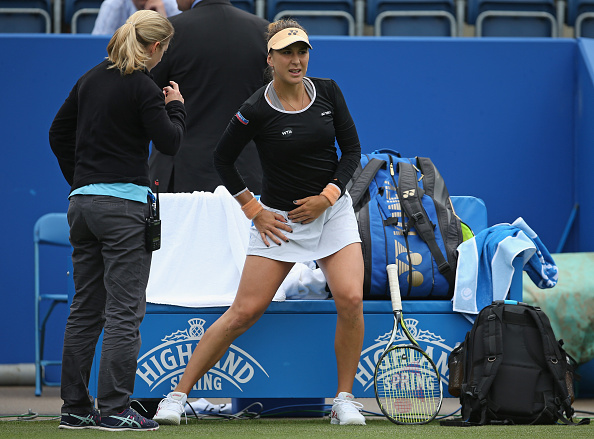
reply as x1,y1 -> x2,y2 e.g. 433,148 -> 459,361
476,306 -> 505,422
524,307 -> 590,425
348,157 -> 386,211
417,156 -> 450,203
417,156 -> 460,246
397,161 -> 455,286
456,305 -> 504,425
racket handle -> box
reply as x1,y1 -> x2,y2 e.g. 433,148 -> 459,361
387,264 -> 402,312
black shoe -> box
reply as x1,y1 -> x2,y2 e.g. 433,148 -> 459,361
99,407 -> 159,431
58,408 -> 101,429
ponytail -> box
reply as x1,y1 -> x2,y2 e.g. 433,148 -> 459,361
107,10 -> 174,75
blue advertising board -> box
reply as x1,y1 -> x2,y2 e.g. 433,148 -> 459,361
89,274 -> 522,401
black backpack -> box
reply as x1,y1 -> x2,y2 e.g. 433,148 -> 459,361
445,300 -> 589,426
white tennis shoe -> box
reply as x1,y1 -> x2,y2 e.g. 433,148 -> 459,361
153,391 -> 187,425
330,392 -> 366,425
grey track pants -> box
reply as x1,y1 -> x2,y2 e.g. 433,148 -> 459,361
61,194 -> 152,416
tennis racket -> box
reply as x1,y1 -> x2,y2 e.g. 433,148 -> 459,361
373,264 -> 443,425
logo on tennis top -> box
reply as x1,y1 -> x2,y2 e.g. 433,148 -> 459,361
356,319 -> 454,393
281,127 -> 293,137
135,318 -> 269,393
235,111 -> 249,125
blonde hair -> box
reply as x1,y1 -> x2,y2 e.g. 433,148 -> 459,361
107,10 -> 174,75
266,19 -> 307,51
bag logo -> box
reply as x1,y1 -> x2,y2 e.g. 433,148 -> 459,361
394,240 -> 424,287
401,189 -> 415,199
385,183 -> 424,288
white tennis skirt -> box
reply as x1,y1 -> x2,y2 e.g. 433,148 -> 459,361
247,192 -> 362,263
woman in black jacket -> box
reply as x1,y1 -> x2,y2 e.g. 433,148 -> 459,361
49,9 -> 185,431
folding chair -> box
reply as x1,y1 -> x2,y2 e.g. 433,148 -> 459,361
268,0 -> 356,35
367,0 -> 458,37
0,0 -> 52,33
568,0 -> 594,37
34,213 -> 71,396
64,0 -> 102,33
468,0 -> 558,37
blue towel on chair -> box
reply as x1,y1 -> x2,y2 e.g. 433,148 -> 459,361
453,217 -> 558,315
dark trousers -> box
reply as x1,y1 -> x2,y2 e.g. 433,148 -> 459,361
61,195 -> 152,416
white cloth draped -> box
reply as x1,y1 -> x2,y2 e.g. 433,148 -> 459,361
146,187 -> 327,307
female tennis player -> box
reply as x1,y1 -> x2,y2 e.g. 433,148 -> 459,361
153,19 -> 366,426
49,10 -> 185,431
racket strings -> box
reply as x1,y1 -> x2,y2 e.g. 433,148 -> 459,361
376,346 -> 441,424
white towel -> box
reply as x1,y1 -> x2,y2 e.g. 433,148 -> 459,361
185,398 -> 233,415
278,261 -> 330,300
146,187 -> 286,307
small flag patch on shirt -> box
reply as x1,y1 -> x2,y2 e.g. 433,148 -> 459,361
235,111 -> 249,125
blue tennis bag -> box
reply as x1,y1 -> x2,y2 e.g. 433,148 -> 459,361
348,149 -> 469,299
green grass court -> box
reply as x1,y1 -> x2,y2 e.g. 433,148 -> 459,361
1,417 -> 593,439
0,416 -> 594,439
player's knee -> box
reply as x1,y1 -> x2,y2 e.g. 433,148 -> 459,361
226,308 -> 261,333
334,290 -> 363,315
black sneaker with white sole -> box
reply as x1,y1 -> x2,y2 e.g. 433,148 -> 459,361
59,408 -> 101,429
99,407 -> 159,431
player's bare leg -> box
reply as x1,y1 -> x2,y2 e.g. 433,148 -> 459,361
153,256 -> 293,424
318,243 -> 366,425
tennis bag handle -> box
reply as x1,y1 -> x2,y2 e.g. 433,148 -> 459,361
348,148 -> 403,210
348,158 -> 386,211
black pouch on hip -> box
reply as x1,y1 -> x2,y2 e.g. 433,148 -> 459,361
145,180 -> 161,252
